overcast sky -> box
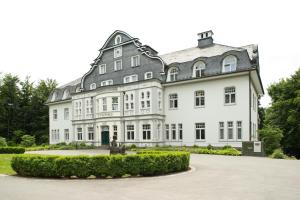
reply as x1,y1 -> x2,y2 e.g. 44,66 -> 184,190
0,0 -> 299,107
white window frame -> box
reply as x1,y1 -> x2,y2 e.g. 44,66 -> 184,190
125,92 -> 134,111
77,127 -> 83,141
114,60 -> 122,71
168,67 -> 178,82
99,64 -> 106,74
171,124 -> 176,140
112,97 -> 119,111
193,61 -> 205,78
237,121 -> 242,140
53,109 -> 57,120
87,127 -> 94,141
142,124 -> 151,140
115,35 -> 122,45
102,97 -> 107,112
90,83 -> 96,90
195,90 -> 205,107
64,108 -> 69,120
101,79 -> 113,86
222,55 -> 237,73
195,123 -> 205,141
124,74 -> 138,83
227,121 -> 234,140
165,124 -> 170,140
224,87 -> 236,105
219,122 -> 225,141
178,123 -> 183,140
144,71 -> 153,80
131,55 -> 140,67
62,90 -> 69,100
126,125 -> 135,140
169,93 -> 178,109
64,129 -> 69,141
158,91 -> 162,110
113,125 -> 118,140
114,46 -> 122,58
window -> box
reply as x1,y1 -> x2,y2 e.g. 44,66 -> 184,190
140,90 -> 151,109
77,128 -> 83,141
85,98 -> 93,116
225,87 -> 236,104
193,61 -> 205,77
90,83 -> 96,90
178,123 -> 183,140
125,92 -> 134,110
131,55 -> 140,67
126,125 -> 134,140
165,124 -> 170,140
124,75 -> 138,83
144,72 -> 153,80
168,67 -> 178,82
114,47 -> 122,58
88,127 -> 94,141
64,108 -> 69,120
237,121 -> 242,140
227,121 -> 234,140
169,93 -> 178,109
51,92 -> 57,101
76,87 -> 81,93
222,55 -> 237,73
114,60 -> 122,71
101,79 -> 113,86
102,97 -> 107,111
171,124 -> 176,140
115,35 -> 122,45
64,129 -> 69,141
53,109 -> 57,120
74,101 -> 82,116
99,64 -> 106,74
62,90 -> 69,100
143,124 -> 151,140
51,129 -> 60,141
112,97 -> 118,111
113,125 -> 118,140
219,122 -> 224,140
158,91 -> 162,110
195,90 -> 205,107
195,123 -> 205,140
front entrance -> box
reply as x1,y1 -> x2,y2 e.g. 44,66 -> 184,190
101,131 -> 110,145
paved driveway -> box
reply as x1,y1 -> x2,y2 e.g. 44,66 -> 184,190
1,151 -> 300,200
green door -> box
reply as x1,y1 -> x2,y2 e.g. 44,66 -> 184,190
101,131 -> 109,145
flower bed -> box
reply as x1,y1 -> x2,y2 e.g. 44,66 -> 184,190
11,151 -> 190,178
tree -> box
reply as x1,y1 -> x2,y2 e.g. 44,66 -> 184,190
259,125 -> 283,155
265,68 -> 300,158
20,135 -> 35,147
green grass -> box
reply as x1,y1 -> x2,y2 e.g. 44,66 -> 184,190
0,154 -> 16,175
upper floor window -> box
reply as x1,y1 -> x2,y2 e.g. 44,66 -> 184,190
193,61 -> 205,78
168,67 -> 178,82
51,92 -> 57,101
53,109 -> 57,120
169,93 -> 178,109
115,35 -> 122,45
99,64 -> 106,74
125,92 -> 134,110
62,90 -> 69,100
112,97 -> 119,111
124,74 -> 138,83
114,47 -> 122,58
222,55 -> 237,73
224,87 -> 236,104
101,80 -> 113,86
195,90 -> 205,107
144,72 -> 153,80
102,97 -> 107,111
131,55 -> 140,67
114,60 -> 122,71
64,108 -> 69,120
90,83 -> 96,90
74,101 -> 82,116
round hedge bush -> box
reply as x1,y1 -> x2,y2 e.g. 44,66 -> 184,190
11,151 -> 190,178
0,147 -> 25,154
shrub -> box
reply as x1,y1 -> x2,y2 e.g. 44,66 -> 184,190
0,147 -> 25,154
259,125 -> 283,155
271,149 -> 285,159
11,151 -> 190,178
207,144 -> 213,150
222,145 -> 232,150
0,137 -> 7,147
20,135 -> 36,147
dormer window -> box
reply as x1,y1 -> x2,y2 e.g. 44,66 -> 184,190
222,55 -> 237,73
167,67 -> 178,82
193,61 -> 205,78
51,92 -> 57,102
144,72 -> 153,80
131,55 -> 140,67
75,87 -> 81,93
114,60 -> 122,71
101,80 -> 113,86
62,89 -> 69,100
124,75 -> 138,83
114,47 -> 122,58
115,35 -> 122,45
90,83 -> 96,90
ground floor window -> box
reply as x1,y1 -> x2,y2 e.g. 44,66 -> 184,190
178,123 -> 183,140
195,123 -> 205,140
171,124 -> 176,140
64,129 -> 69,141
143,124 -> 151,140
219,122 -> 224,140
51,129 -> 59,141
88,127 -> 94,140
113,125 -> 118,140
127,125 -> 134,140
165,124 -> 169,140
77,128 -> 83,140
237,121 -> 242,140
227,121 -> 234,140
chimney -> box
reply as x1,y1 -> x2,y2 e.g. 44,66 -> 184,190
197,30 -> 214,48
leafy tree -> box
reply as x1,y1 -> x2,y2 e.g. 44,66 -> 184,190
20,135 -> 36,147
0,137 -> 7,147
259,125 -> 283,155
265,68 -> 300,158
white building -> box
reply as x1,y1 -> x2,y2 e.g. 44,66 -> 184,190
47,30 -> 264,147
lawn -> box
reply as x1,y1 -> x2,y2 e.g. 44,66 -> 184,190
0,154 -> 16,175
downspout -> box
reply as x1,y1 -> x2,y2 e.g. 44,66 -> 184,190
249,72 -> 252,141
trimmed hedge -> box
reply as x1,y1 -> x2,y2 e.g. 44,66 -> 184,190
0,147 -> 25,154
11,151 -> 190,178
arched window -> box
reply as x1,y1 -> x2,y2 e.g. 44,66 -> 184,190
115,35 -> 122,45
51,91 -> 57,102
222,55 -> 237,73
168,67 -> 178,82
193,61 -> 206,77
76,87 -> 81,93
62,89 -> 69,100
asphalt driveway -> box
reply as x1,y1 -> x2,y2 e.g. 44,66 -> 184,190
1,150 -> 300,200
